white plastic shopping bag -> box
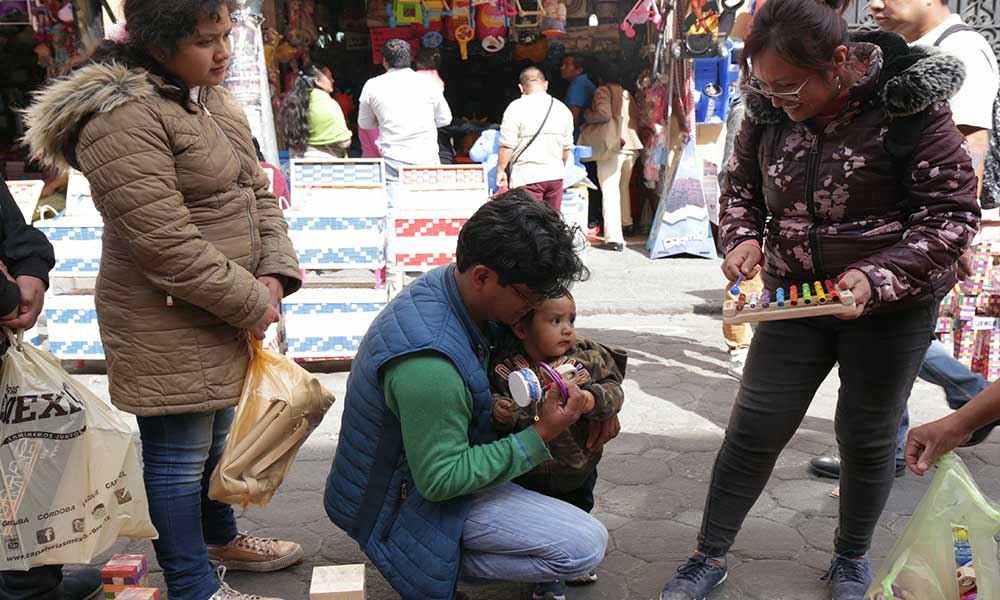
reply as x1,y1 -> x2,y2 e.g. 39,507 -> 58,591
0,329 -> 156,570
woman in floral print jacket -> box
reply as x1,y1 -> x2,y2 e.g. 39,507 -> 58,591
659,1 -> 980,599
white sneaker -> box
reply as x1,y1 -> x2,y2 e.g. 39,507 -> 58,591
209,566 -> 284,600
728,348 -> 748,380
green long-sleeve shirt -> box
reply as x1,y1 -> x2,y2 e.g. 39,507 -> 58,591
308,88 -> 352,146
381,350 -> 551,502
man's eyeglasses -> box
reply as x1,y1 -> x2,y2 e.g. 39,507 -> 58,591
746,76 -> 812,103
509,284 -> 546,307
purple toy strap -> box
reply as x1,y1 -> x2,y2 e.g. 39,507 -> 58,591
537,362 -> 569,399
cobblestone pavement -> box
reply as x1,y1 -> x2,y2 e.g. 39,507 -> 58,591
92,310 -> 1000,600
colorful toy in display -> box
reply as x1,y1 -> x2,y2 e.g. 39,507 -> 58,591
620,0 -> 661,38
286,0 -> 320,46
469,128 -> 501,191
476,2 -> 509,51
722,280 -> 856,324
511,0 -> 545,43
455,23 -> 475,59
423,30 -> 444,47
422,0 -> 453,25
679,0 -> 744,58
540,0 -> 567,35
445,0 -> 474,40
388,0 -> 425,26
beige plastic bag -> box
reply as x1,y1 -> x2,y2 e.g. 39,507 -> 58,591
0,330 -> 157,570
209,339 -> 335,508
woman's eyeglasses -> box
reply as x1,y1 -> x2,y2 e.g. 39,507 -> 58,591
746,77 -> 812,103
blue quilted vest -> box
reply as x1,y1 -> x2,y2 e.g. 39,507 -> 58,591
323,265 -> 496,599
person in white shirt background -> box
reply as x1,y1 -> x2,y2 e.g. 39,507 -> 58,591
357,38 -> 453,182
495,67 -> 575,211
808,1 -> 1000,483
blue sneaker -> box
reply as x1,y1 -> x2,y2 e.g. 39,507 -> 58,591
822,554 -> 873,599
532,580 -> 567,600
660,553 -> 728,600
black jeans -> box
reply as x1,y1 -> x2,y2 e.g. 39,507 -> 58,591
0,566 -> 61,600
698,304 -> 934,558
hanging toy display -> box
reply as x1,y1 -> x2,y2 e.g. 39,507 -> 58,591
445,0 -> 473,40
620,0 -> 661,38
476,1 -> 508,52
388,0 -> 425,27
455,23 -> 475,59
422,30 -> 444,47
422,0 -> 453,25
678,0 -> 744,58
510,0 -> 544,44
540,0 -> 566,36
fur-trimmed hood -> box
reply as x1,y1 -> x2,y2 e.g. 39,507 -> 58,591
22,62 -> 158,173
743,30 -> 966,126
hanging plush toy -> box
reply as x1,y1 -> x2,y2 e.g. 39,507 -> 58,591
540,0 -> 566,36
620,0 -> 661,37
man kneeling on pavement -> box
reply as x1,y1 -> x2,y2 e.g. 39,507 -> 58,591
324,191 -> 616,599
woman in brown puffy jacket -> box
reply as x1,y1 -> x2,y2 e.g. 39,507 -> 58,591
24,2 -> 302,599
658,1 -> 980,599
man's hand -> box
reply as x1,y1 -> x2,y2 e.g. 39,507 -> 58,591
495,170 -> 509,191
721,242 -> 763,281
835,269 -> 872,320
533,379 -> 586,442
587,414 -> 621,450
492,396 -> 515,427
904,415 -> 970,476
0,276 -> 46,329
258,275 -> 284,308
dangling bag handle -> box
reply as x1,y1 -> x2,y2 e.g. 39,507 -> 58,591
2,327 -> 23,352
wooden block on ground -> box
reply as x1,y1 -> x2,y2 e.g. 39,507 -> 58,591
310,565 -> 366,600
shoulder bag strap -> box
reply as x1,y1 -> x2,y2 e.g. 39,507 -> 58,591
508,97 -> 556,177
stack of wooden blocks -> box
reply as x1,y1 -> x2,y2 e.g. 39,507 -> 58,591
936,241 -> 1000,381
101,554 -> 158,599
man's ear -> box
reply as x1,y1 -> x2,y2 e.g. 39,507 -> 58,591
512,319 -> 529,341
470,264 -> 493,293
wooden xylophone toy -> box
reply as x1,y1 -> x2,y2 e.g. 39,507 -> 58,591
722,279 -> 857,324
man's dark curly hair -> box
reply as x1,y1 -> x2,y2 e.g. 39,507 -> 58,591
90,0 -> 236,112
456,190 -> 589,298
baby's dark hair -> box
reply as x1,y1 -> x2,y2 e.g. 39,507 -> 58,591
518,290 -> 575,326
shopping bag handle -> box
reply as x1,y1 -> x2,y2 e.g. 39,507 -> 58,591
2,328 -> 24,351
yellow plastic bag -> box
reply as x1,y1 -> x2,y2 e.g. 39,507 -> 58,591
0,329 -> 157,570
867,453 -> 1000,600
209,339 -> 335,508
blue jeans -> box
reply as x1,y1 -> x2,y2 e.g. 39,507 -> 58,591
136,408 -> 239,600
459,482 -> 608,584
895,341 -> 989,460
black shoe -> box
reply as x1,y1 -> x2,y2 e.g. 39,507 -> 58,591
960,419 -> 1000,447
808,456 -> 905,480
62,567 -> 102,600
622,224 -> 637,238
600,241 -> 624,252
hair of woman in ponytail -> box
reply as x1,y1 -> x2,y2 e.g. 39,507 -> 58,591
742,0 -> 853,75
280,64 -> 326,157
89,0 -> 236,113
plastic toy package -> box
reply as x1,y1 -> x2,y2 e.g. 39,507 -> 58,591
867,453 -> 1000,600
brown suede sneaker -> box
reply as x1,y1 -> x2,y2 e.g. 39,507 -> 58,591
207,533 -> 304,572
209,567 -> 284,600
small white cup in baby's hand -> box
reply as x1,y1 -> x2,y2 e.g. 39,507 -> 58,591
509,368 -> 542,407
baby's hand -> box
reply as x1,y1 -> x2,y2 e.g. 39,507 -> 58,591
492,396 -> 515,427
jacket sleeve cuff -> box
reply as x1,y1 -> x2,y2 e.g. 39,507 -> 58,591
512,427 -> 552,467
10,257 -> 51,290
0,280 -> 20,317
233,280 -> 272,329
725,236 -> 762,255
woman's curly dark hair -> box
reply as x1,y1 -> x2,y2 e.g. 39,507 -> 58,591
90,0 -> 236,112
280,64 -> 326,157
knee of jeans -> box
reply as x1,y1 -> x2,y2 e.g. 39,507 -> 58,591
547,515 -> 609,578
